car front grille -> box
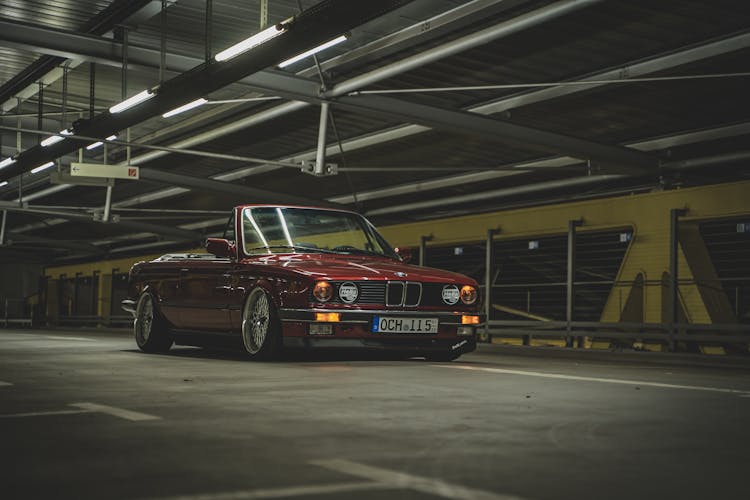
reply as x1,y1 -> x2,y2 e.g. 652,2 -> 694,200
309,281 -> 462,307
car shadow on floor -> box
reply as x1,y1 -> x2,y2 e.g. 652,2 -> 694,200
122,346 -> 432,364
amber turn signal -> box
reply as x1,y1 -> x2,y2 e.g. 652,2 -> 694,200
460,285 -> 478,305
315,312 -> 340,322
313,281 -> 333,302
461,315 -> 480,325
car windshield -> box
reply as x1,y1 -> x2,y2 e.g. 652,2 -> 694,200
241,207 -> 397,258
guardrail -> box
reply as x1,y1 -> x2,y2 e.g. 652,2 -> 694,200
483,320 -> 750,349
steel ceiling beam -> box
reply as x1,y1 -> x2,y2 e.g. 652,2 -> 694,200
334,94 -> 657,174
5,232 -> 105,255
0,0 -> 415,182
325,0 -> 604,98
138,169 -> 340,208
0,202 -> 202,242
330,121 -> 750,206
0,0 -> 155,108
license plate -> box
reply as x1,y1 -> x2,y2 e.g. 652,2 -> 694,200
372,316 -> 439,334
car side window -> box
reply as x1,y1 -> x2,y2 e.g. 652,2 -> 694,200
222,212 -> 235,244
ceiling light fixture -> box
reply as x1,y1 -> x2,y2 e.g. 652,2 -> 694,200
31,161 -> 55,174
0,157 -> 16,169
278,34 -> 349,68
109,89 -> 155,114
40,129 -> 72,147
86,135 -> 117,150
163,98 -> 208,118
215,24 -> 287,62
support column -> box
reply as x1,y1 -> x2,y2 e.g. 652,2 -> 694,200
205,0 -> 213,62
566,218 -> 583,347
314,102 -> 330,176
419,235 -> 433,266
668,208 -> 687,351
484,228 -> 500,337
0,210 -> 7,245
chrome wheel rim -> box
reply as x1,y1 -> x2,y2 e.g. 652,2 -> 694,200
135,294 -> 153,346
242,289 -> 269,355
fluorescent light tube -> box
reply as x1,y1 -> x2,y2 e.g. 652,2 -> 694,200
31,161 -> 55,174
86,135 -> 117,150
163,98 -> 208,118
215,24 -> 286,62
0,181 -> 8,187
109,89 -> 154,114
278,34 -> 348,68
41,135 -> 65,147
0,157 -> 16,169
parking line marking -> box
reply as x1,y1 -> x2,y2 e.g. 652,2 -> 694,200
70,403 -> 161,421
0,381 -> 12,387
437,365 -> 750,395
312,459 -> 525,500
0,409 -> 92,419
144,481 -> 391,500
45,336 -> 97,342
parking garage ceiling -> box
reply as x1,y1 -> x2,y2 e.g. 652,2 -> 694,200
0,0 -> 749,263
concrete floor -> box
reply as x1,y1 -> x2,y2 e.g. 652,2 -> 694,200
1,329 -> 749,500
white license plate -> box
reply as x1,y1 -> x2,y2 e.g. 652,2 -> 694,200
372,316 -> 439,334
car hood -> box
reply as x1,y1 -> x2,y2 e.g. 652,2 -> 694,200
242,253 -> 476,284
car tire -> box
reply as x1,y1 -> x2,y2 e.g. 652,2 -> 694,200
426,351 -> 462,362
134,292 -> 173,353
241,287 -> 281,361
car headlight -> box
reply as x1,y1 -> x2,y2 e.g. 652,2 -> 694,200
460,285 -> 477,305
313,281 -> 333,302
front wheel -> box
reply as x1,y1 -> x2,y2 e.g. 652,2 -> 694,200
134,292 -> 173,353
241,287 -> 281,360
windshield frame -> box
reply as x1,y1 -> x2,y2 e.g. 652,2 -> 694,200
238,206 -> 398,259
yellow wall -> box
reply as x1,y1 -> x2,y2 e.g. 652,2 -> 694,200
45,181 -> 750,323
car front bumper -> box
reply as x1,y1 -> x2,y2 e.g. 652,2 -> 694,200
278,307 -> 478,355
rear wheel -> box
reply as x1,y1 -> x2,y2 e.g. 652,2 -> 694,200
134,292 -> 173,353
241,287 -> 281,360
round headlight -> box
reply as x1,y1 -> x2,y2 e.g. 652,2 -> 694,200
460,285 -> 477,305
313,281 -> 333,302
338,282 -> 359,303
442,285 -> 460,305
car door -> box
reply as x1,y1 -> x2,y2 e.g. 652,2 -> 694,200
176,258 -> 234,331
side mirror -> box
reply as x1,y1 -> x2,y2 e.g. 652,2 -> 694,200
394,247 -> 413,264
206,238 -> 236,259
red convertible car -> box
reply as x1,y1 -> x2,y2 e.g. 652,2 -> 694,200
123,205 -> 480,361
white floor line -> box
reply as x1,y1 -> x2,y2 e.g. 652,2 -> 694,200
45,336 -> 97,342
70,402 -> 161,421
312,459 -> 525,500
437,365 -> 750,395
0,381 -> 12,387
0,409 -> 93,419
144,481 -> 391,500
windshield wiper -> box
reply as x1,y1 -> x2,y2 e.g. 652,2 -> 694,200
245,245 -> 338,254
